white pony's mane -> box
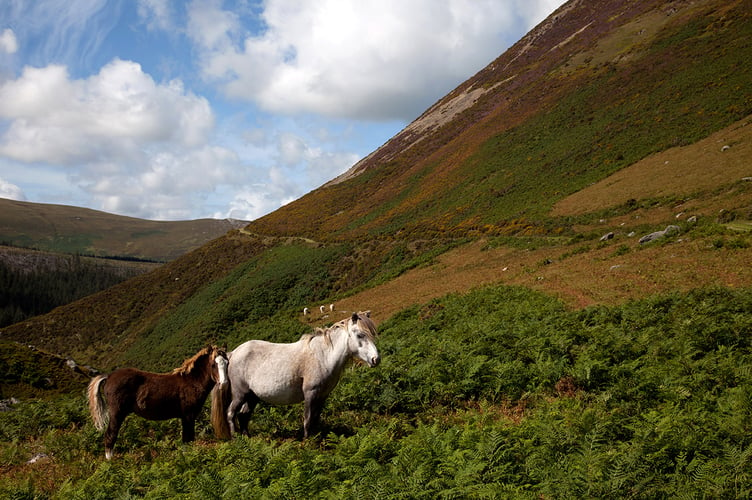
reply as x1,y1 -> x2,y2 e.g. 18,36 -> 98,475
301,312 -> 377,347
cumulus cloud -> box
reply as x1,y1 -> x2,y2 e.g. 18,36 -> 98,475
0,29 -> 18,54
0,59 -> 213,164
0,58 -> 245,220
0,177 -> 25,200
187,0 -> 564,121
222,181 -> 296,222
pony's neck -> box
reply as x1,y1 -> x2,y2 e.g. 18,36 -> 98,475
183,356 -> 215,389
312,325 -> 350,372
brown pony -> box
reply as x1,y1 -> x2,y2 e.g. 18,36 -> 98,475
87,345 -> 228,459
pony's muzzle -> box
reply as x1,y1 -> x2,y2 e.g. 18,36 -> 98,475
369,355 -> 381,367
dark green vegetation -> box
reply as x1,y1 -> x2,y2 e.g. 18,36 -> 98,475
0,249 -> 149,328
2,286 -> 752,498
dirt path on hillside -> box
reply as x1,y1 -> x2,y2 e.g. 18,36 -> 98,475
331,237 -> 752,326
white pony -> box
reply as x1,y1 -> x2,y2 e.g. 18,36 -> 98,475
212,312 -> 379,438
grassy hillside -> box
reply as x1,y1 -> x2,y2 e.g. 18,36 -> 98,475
1,0 -> 752,496
0,198 -> 246,261
0,0 -> 748,379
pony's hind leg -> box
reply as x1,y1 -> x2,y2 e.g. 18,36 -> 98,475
227,392 -> 257,436
103,413 -> 124,460
236,397 -> 258,435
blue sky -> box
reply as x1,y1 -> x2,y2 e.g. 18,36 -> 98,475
0,0 -> 564,221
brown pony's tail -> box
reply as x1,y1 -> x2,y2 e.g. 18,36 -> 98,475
211,380 -> 232,440
87,375 -> 109,431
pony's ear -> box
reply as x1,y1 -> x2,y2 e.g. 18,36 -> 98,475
351,312 -> 359,323
362,310 -> 371,318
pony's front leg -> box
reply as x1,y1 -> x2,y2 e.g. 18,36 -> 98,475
236,399 -> 257,435
303,394 -> 326,438
181,415 -> 196,442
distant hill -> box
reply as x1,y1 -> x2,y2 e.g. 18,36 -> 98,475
2,0 -> 751,376
0,198 -> 248,261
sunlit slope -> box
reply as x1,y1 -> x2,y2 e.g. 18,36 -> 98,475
250,0 -> 751,239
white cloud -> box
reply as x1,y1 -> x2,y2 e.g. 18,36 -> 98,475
75,144 -> 243,220
0,176 -> 25,200
1,0 -> 117,71
187,0 -> 240,51
222,183 -> 296,222
0,29 -> 18,54
188,0 -> 565,121
0,58 -> 246,220
137,0 -> 174,32
0,59 -> 213,164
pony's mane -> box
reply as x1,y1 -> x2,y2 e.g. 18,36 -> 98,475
301,325 -> 333,346
172,346 -> 214,376
301,312 -> 377,345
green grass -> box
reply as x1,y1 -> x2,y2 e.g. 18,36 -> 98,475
726,220 -> 752,232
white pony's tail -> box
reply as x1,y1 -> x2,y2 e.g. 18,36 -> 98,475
87,375 -> 109,431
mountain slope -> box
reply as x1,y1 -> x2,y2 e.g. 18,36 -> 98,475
251,0 -> 751,239
0,198 -> 247,261
2,0 -> 751,373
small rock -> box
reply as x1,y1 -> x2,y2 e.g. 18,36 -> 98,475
27,453 -> 49,464
639,225 -> 680,244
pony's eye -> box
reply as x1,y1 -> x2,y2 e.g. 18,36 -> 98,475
356,333 -> 366,340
